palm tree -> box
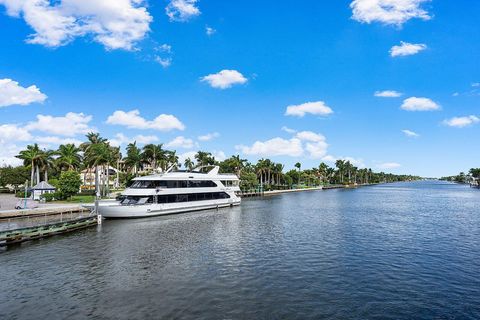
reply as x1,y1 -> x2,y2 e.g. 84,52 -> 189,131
351,166 -> 358,184
101,145 -> 121,196
184,158 -> 194,171
274,163 -> 284,186
81,132 -> 107,150
125,142 -> 143,176
110,146 -> 122,189
294,162 -> 302,184
195,151 -> 215,169
81,132 -> 108,192
16,143 -> 43,187
231,155 -> 247,177
166,150 -> 179,169
318,162 -> 328,185
335,159 -> 345,183
56,144 -> 82,171
38,149 -> 55,182
326,167 -> 335,184
295,162 -> 301,171
142,144 -> 164,172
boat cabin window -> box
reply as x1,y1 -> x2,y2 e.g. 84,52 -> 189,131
130,180 -> 217,188
130,180 -> 155,188
121,196 -> 154,205
188,180 -> 217,188
152,192 -> 230,204
120,192 -> 231,205
220,180 -> 239,187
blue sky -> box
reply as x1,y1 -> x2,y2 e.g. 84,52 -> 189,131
0,0 -> 479,177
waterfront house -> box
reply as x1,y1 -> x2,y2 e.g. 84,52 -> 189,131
80,166 -> 120,190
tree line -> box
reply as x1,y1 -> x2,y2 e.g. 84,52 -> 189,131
440,168 -> 480,185
0,132 -> 420,195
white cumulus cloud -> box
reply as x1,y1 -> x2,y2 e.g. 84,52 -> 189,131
26,112 -> 93,136
109,133 -> 159,146
0,0 -> 152,50
281,126 -> 296,134
213,150 -> 226,161
374,90 -> 402,97
285,101 -> 333,117
295,131 -> 328,159
295,131 -> 326,142
402,129 -> 419,137
0,143 -> 23,166
0,78 -> 47,107
205,26 -> 216,36
134,135 -> 159,145
237,131 -> 329,159
0,124 -> 32,143
155,56 -> 172,68
401,97 -> 440,111
166,0 -> 200,22
106,110 -> 185,131
390,41 -> 427,57
443,115 -> 479,128
378,162 -> 401,169
157,44 -> 172,53
165,136 -> 197,149
198,132 -> 219,141
236,137 -> 303,157
201,70 -> 248,89
350,0 -> 431,26
34,136 -> 83,146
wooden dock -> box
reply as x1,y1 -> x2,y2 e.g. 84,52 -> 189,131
0,208 -> 98,247
0,205 -> 86,219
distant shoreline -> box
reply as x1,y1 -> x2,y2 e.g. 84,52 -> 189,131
242,182 -> 391,198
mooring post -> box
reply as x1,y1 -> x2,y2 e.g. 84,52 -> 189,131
95,191 -> 102,225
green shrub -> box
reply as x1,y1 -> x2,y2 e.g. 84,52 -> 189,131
58,171 -> 82,199
40,193 -> 56,202
48,178 -> 59,189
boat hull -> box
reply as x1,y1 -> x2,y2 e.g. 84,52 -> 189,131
84,198 -> 241,218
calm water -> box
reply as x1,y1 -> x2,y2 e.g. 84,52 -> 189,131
1,181 -> 479,319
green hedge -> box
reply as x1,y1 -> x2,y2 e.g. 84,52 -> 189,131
40,193 -> 57,202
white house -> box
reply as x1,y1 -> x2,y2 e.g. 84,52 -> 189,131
31,181 -> 56,201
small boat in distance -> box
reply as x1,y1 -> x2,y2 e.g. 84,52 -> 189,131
85,166 -> 241,218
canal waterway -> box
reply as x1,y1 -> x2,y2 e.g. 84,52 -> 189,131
1,181 -> 479,319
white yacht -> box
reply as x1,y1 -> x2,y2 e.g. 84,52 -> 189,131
86,166 -> 241,218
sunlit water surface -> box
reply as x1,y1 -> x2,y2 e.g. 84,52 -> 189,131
1,181 -> 479,319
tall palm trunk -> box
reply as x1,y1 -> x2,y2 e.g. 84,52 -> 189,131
30,160 -> 34,187
116,159 -> 120,189
95,165 -> 99,198
106,164 -> 110,197
36,165 -> 40,184
44,169 -> 48,183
